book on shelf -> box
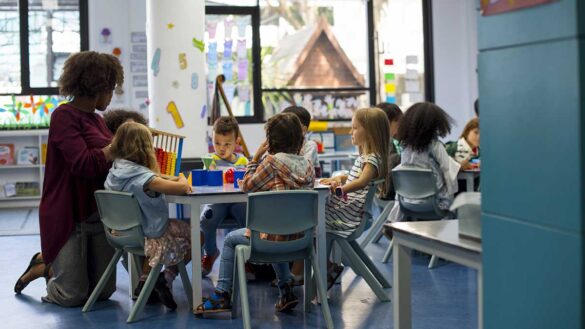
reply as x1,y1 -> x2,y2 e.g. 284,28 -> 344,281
0,144 -> 15,165
16,146 -> 39,165
15,182 -> 40,196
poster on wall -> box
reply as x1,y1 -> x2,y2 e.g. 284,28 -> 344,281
481,0 -> 555,16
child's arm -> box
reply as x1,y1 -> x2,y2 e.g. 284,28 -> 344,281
338,163 -> 378,194
431,141 -> 460,194
146,175 -> 192,195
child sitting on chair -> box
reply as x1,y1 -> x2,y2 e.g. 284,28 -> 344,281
446,118 -> 480,170
196,112 -> 315,314
282,105 -> 320,176
105,121 -> 192,310
200,116 -> 249,277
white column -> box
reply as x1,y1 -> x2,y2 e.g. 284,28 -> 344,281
147,0 -> 207,157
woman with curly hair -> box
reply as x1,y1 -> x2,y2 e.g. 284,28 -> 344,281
14,51 -> 124,307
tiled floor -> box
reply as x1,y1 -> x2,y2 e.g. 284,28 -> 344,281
1,210 -> 478,329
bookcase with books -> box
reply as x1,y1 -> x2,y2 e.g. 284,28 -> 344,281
0,130 -> 48,208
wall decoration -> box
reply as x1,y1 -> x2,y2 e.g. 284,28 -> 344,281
166,101 -> 184,128
200,104 -> 207,119
192,38 -> 205,52
206,21 -> 218,39
100,28 -> 112,44
0,95 -> 66,129
167,22 -> 175,29
191,73 -> 199,90
151,48 -> 161,76
172,80 -> 179,88
178,52 -> 187,70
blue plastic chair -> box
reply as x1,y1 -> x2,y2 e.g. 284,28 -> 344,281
326,178 -> 392,302
232,190 -> 333,329
381,166 -> 451,268
82,191 -> 192,323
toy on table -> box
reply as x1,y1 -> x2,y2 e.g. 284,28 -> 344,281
151,128 -> 185,177
224,167 -> 235,184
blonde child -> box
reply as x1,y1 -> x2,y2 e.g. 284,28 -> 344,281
387,102 -> 461,225
196,113 -> 315,314
200,116 -> 249,276
321,107 -> 391,286
105,121 -> 192,310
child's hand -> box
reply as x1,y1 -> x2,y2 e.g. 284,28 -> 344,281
178,175 -> 193,193
252,140 -> 269,162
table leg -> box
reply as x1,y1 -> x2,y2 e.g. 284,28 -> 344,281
466,174 -> 474,192
190,200 -> 203,312
393,239 -> 412,329
478,269 -> 483,329
316,190 -> 328,301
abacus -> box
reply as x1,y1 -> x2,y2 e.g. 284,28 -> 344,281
150,128 -> 185,176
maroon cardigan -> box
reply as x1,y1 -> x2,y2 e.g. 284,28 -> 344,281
39,104 -> 112,263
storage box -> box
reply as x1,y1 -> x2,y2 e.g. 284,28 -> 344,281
450,192 -> 481,241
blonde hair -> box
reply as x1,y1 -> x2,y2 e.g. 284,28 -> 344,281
353,107 -> 390,197
110,121 -> 160,174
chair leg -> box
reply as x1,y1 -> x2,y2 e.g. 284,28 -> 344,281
382,239 -> 394,263
311,251 -> 334,329
130,254 -> 143,299
127,263 -> 163,323
178,261 -> 192,307
349,241 -> 391,288
231,257 -> 240,319
337,240 -> 390,302
303,258 -> 312,312
372,229 -> 383,244
360,202 -> 393,249
236,248 -> 251,329
83,249 -> 124,312
428,255 -> 439,269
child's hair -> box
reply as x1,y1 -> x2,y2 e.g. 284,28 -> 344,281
59,51 -> 124,97
375,102 -> 403,123
282,105 -> 311,128
353,107 -> 390,196
110,121 -> 159,174
103,109 -> 148,134
265,113 -> 304,155
460,118 -> 479,140
396,102 -> 454,152
213,116 -> 240,137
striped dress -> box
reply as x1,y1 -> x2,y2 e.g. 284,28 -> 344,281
325,153 -> 379,238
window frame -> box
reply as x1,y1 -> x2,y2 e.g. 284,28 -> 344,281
0,0 -> 89,96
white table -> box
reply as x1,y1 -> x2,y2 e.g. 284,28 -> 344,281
390,220 -> 482,329
318,151 -> 357,172
458,169 -> 480,192
166,184 -> 330,312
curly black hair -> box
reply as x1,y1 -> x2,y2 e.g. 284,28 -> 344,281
59,51 -> 124,97
375,102 -> 403,123
282,105 -> 311,128
265,113 -> 303,155
103,109 -> 148,134
396,102 -> 454,152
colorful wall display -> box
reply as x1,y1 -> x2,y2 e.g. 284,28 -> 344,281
0,95 -> 66,129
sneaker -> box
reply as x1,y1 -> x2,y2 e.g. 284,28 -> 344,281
133,279 -> 160,304
154,273 -> 177,310
201,249 -> 220,277
275,282 -> 298,312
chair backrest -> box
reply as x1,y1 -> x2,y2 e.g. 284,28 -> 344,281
94,190 -> 146,252
345,178 -> 385,241
246,190 -> 319,263
391,166 -> 448,220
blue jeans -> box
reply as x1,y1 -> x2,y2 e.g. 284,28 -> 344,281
216,228 -> 292,294
200,203 -> 246,256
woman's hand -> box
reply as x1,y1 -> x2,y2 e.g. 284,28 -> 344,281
252,140 -> 269,162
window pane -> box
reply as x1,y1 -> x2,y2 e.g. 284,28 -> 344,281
375,0 -> 426,109
260,0 -> 369,89
0,0 -> 21,93
262,90 -> 369,120
205,14 -> 255,118
28,0 -> 80,88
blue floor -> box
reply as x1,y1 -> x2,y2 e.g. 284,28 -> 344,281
1,232 -> 478,329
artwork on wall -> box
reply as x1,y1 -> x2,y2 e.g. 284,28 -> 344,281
0,95 -> 66,129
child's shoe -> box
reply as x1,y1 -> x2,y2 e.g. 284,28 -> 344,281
195,290 -> 232,314
275,282 -> 298,312
201,249 -> 220,277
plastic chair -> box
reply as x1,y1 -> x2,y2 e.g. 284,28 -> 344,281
359,197 -> 395,249
82,191 -> 192,323
232,190 -> 333,329
327,178 -> 392,302
381,166 -> 450,268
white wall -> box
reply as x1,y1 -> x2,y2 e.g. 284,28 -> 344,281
431,0 -> 478,141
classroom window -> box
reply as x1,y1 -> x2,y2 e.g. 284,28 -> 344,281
0,0 -> 88,96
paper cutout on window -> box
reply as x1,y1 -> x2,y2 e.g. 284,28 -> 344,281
384,59 -> 394,66
238,59 -> 248,81
405,80 -> 420,93
200,104 -> 207,119
236,18 -> 247,38
222,60 -> 233,81
223,82 -> 235,103
206,21 -> 218,39
237,39 -> 247,59
237,85 -> 250,102
166,101 -> 184,128
192,38 -> 205,52
178,53 -> 187,70
405,69 -> 418,80
191,73 -> 199,90
385,83 -> 396,93
386,96 -> 396,104
406,55 -> 418,64
224,19 -> 234,39
384,73 -> 395,81
208,63 -> 217,82
224,40 -> 233,58
151,48 -> 161,77
208,41 -> 218,64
